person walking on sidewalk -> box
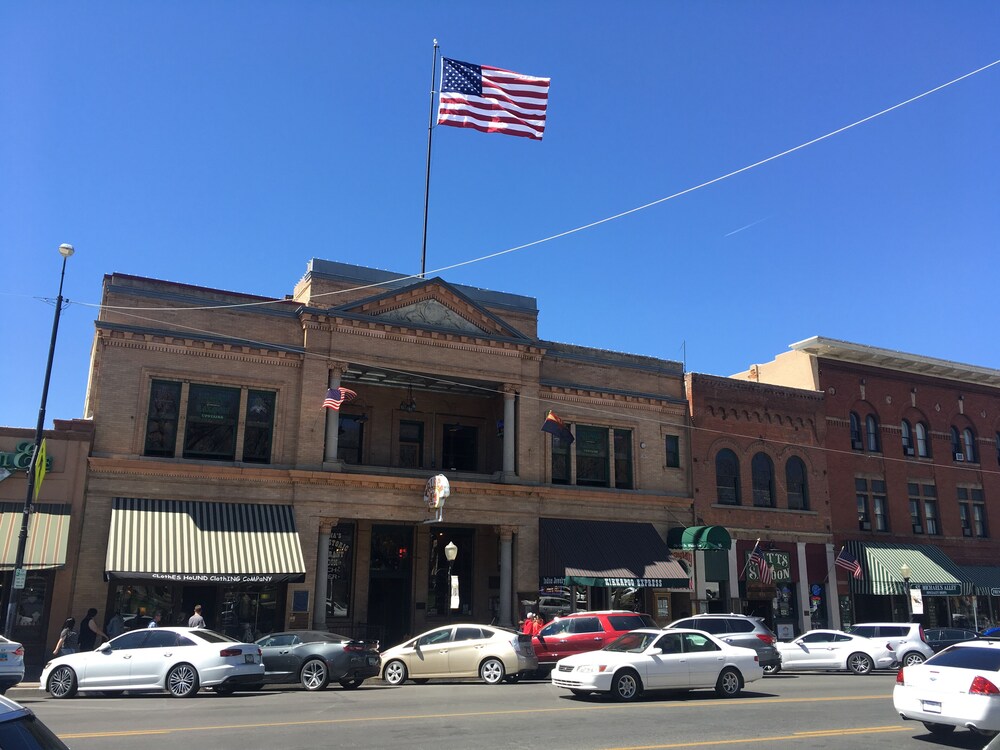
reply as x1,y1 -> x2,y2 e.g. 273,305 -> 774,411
53,618 -> 79,656
79,608 -> 108,651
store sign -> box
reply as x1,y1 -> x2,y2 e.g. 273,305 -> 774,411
0,442 -> 53,472
915,583 -> 961,596
745,550 -> 791,583
107,571 -> 306,584
991,587 -> 1000,597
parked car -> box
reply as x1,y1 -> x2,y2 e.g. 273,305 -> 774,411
772,629 -> 896,674
40,626 -> 263,698
551,627 -> 763,702
894,639 -> 1000,737
533,611 -> 656,670
0,694 -> 69,749
381,624 -> 536,685
536,596 -> 573,619
924,628 -> 981,653
0,636 -> 25,694
668,613 -> 781,672
255,630 -> 380,690
846,622 -> 934,666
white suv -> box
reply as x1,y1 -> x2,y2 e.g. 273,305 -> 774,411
846,622 -> 934,666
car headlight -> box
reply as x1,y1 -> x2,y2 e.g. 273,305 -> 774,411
576,664 -> 608,674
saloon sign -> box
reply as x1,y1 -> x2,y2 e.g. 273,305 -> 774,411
746,550 -> 791,583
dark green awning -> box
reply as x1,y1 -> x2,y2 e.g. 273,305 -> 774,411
960,566 -> 1000,597
666,525 -> 732,551
845,541 -> 972,596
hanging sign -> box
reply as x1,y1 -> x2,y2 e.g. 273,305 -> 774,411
450,575 -> 460,609
423,474 -> 450,523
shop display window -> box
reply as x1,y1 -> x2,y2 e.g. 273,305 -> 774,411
327,524 -> 355,619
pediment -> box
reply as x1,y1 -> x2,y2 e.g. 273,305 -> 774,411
335,278 -> 527,339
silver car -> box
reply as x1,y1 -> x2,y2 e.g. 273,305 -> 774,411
846,622 -> 934,666
668,614 -> 782,672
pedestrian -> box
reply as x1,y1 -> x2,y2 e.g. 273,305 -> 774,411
53,618 -> 79,657
530,613 -> 545,636
521,613 -> 535,635
79,608 -> 108,651
147,611 -> 162,628
106,611 -> 126,640
188,604 -> 206,628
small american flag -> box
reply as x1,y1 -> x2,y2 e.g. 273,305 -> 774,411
835,548 -> 863,580
323,387 -> 357,411
749,542 -> 774,585
438,57 -> 550,140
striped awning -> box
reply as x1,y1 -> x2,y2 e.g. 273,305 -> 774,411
105,498 -> 306,584
0,503 -> 71,570
960,566 -> 1000,597
845,541 -> 972,596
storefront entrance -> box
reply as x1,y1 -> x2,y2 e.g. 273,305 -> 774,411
367,525 -> 413,649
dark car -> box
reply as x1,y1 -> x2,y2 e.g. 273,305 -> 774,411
0,694 -> 69,749
532,611 -> 656,670
256,630 -> 380,691
924,627 -> 981,653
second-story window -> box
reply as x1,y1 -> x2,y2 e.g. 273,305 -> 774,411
399,420 -> 424,468
856,477 -> 888,532
183,384 -> 241,461
963,428 -> 978,463
715,449 -> 740,505
337,415 -> 365,465
849,412 -> 863,451
613,429 -> 633,490
144,380 -> 182,457
958,487 -> 988,538
442,424 -> 478,472
915,422 -> 930,458
908,482 -> 939,535
751,452 -> 775,508
664,435 -> 680,469
865,414 -> 881,452
242,390 -> 276,463
576,425 -> 609,487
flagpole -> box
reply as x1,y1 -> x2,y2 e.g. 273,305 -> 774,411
420,39 -> 440,278
738,538 -> 760,579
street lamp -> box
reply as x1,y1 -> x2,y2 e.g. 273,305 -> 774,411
901,564 -> 912,622
4,244 -> 74,637
445,541 -> 458,610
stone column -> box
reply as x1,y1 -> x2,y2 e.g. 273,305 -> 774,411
497,526 -> 516,627
323,365 -> 346,463
502,385 -> 517,481
796,542 -> 811,636
826,542 -> 841,630
313,519 -> 338,630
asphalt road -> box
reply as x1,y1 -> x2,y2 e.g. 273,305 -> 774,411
10,672 -> 998,750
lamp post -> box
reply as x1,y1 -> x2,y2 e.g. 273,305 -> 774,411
445,541 -> 458,611
4,244 -> 74,637
901,564 -> 912,622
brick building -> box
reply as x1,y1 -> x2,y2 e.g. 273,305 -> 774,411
74,259 -> 697,647
735,336 -> 1000,629
684,373 -> 833,637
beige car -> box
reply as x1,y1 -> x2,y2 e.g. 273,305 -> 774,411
380,624 -> 537,685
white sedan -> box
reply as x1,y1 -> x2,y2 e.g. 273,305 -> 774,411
0,636 -> 25,694
41,627 -> 263,698
894,640 -> 1000,738
771,629 -> 896,675
551,628 -> 763,701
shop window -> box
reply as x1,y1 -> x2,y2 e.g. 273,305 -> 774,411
337,415 -> 365,465
916,422 -> 930,458
865,414 -> 881,452
10,571 -> 49,643
901,420 -> 914,456
785,456 -> 809,510
751,452 -> 774,507
613,429 -> 633,489
242,390 -> 276,464
398,420 -> 424,468
110,583 -> 176,627
576,425 -> 610,487
428,528 -> 474,617
144,380 -> 182,457
183,384 -> 241,461
219,587 -> 279,641
715,449 -> 740,505
551,435 -> 570,484
665,434 -> 680,469
327,524 -> 355,619
442,424 -> 478,472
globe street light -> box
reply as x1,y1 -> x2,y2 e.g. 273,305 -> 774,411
901,564 -> 912,622
4,244 -> 74,637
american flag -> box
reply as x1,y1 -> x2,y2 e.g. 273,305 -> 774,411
437,57 -> 550,141
749,542 -> 774,585
835,548 -> 863,580
323,387 -> 357,411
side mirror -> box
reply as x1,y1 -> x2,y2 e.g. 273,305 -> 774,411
99,643 -> 113,653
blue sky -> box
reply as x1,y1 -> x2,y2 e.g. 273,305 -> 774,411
3,3 -> 999,429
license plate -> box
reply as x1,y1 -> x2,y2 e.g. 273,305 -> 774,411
923,700 -> 942,714
244,654 -> 255,663
0,653 -> 6,661
367,656 -> 378,666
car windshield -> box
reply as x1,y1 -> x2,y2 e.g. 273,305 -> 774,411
926,646 -> 1000,670
605,632 -> 658,653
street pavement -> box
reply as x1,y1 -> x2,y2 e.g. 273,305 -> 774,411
10,671 -> 997,750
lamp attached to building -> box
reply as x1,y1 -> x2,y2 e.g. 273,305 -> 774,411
4,243 -> 75,637
400,385 -> 417,413
901,564 -> 912,622
445,541 -> 458,610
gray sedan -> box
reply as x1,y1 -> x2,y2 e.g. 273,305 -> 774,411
256,631 -> 381,691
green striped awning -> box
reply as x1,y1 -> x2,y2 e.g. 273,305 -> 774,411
846,541 -> 972,596
0,503 -> 71,570
105,498 -> 306,584
960,566 -> 1000,597
666,525 -> 732,551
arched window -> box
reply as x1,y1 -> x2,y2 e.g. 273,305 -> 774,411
751,452 -> 775,508
963,428 -> 977,463
865,414 -> 880,452
715,449 -> 740,505
785,456 -> 809,510
849,412 -> 862,451
901,420 -> 913,456
951,427 -> 963,460
916,422 -> 930,458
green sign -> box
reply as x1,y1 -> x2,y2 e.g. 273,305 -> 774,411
0,442 -> 54,472
746,550 -> 792,583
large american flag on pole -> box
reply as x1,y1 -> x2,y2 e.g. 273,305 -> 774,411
835,548 -> 863,580
323,387 -> 357,411
748,542 -> 774,585
437,57 -> 550,140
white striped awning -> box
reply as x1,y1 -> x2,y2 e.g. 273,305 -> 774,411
845,541 -> 972,596
0,503 -> 71,570
105,498 -> 306,584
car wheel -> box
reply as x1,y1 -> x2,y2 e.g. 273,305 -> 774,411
715,667 -> 742,698
383,659 -> 408,685
762,663 -> 781,675
922,722 -> 956,736
611,669 -> 641,702
479,658 -> 505,685
339,678 -> 364,689
47,666 -> 78,699
166,663 -> 200,698
847,652 -> 873,675
300,659 -> 330,691
902,652 -> 926,667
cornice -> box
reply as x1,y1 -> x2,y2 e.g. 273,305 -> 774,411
97,327 -> 303,368
540,384 -> 685,411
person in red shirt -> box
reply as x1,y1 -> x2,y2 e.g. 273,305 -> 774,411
522,613 -> 535,634
530,613 -> 545,636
